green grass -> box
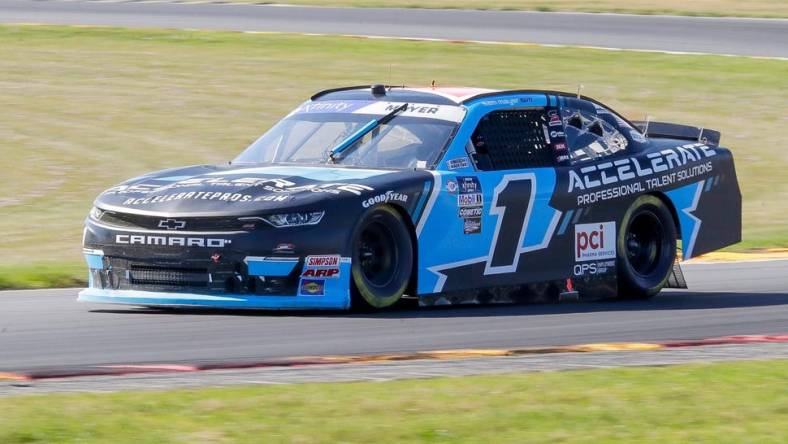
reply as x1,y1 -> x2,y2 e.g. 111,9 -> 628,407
0,25 -> 786,289
227,0 -> 788,18
1,360 -> 786,443
0,262 -> 85,289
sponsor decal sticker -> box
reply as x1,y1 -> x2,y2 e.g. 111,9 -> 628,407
463,217 -> 481,235
300,279 -> 325,296
107,177 -> 374,201
305,255 -> 340,267
548,110 -> 562,127
457,193 -> 483,207
273,243 -> 295,254
456,176 -> 483,233
458,176 -> 481,194
299,100 -> 368,114
550,130 -> 566,139
573,260 -> 615,276
568,144 -> 716,193
447,157 -> 470,170
458,206 -> 483,218
302,256 -> 342,279
575,222 -> 616,262
446,180 -> 458,193
569,143 -> 716,205
361,190 -> 408,208
302,268 -> 340,279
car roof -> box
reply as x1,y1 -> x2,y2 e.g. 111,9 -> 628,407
311,85 -> 594,106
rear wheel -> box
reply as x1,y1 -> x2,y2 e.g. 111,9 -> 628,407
617,195 -> 677,299
351,206 -> 413,310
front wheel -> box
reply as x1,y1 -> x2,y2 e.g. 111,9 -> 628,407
351,206 -> 413,310
617,195 -> 677,299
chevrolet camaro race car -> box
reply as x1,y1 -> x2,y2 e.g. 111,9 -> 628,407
79,85 -> 741,310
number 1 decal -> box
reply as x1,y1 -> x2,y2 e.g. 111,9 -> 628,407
484,173 -> 536,275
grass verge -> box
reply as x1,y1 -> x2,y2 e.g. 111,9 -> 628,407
226,0 -> 788,18
0,25 -> 786,289
0,262 -> 85,290
1,360 -> 786,443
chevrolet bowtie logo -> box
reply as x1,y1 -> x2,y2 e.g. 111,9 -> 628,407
158,218 -> 186,230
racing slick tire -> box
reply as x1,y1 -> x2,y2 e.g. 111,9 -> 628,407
616,195 -> 677,300
350,205 -> 413,310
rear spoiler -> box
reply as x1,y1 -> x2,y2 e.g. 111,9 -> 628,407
632,121 -> 721,147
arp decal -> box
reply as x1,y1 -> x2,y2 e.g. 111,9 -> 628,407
302,268 -> 340,279
574,222 -> 615,262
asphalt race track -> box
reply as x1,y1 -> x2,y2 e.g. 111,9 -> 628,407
1,0 -> 787,58
1,260 -> 786,373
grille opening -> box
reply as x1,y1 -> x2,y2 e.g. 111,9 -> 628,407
96,212 -> 261,232
129,264 -> 209,287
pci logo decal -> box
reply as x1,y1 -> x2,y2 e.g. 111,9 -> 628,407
575,222 -> 616,262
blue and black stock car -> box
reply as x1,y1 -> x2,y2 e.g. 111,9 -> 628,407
80,85 -> 741,310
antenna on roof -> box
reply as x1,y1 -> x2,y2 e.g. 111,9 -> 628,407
576,84 -> 584,98
388,65 -> 392,91
643,114 -> 652,138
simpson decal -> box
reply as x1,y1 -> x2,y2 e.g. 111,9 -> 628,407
305,255 -> 340,267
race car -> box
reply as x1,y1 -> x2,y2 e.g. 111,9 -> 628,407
79,85 -> 741,310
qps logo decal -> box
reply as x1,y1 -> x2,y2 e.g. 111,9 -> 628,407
574,222 -> 615,262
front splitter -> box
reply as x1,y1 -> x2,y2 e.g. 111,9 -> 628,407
78,288 -> 350,310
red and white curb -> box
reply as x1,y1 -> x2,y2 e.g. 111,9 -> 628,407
2,334 -> 786,382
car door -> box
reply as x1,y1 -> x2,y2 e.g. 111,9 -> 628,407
422,105 -> 566,295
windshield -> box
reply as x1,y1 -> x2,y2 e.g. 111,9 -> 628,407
233,100 -> 463,169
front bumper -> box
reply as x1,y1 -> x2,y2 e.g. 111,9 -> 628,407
81,216 -> 353,309
79,249 -> 352,310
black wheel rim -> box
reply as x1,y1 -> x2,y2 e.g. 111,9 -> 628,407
357,220 -> 398,288
626,210 -> 663,276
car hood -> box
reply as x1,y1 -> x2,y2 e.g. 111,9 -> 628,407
94,164 -> 399,217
